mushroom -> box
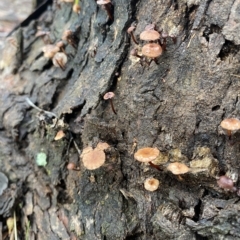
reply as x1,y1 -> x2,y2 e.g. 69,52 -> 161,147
96,0 -> 113,21
166,162 -> 189,178
54,130 -> 65,140
81,146 -> 106,170
220,118 -> 240,139
144,177 -> 160,192
73,2 -> 80,13
140,29 -> 160,42
134,147 -> 162,171
127,25 -> 138,45
141,43 -> 163,58
42,44 -> 60,58
52,52 -> 68,70
103,92 -> 117,114
67,162 -> 80,171
62,30 -> 79,49
217,175 -> 236,192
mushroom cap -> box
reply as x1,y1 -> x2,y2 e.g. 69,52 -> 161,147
54,130 -> 65,140
96,142 -> 110,151
52,52 -> 68,68
62,30 -> 72,40
167,162 -> 189,175
144,24 -> 155,31
142,43 -> 162,58
96,0 -> 111,5
42,45 -> 60,58
127,26 -> 135,34
217,175 -> 234,190
140,30 -> 160,41
144,178 -> 160,191
134,147 -> 160,162
81,147 -> 106,170
220,118 -> 240,131
103,92 -> 115,100
56,41 -> 64,48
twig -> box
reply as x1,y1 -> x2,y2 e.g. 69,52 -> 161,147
73,140 -> 81,155
230,74 -> 240,78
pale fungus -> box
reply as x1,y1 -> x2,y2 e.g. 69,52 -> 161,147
141,43 -> 163,58
134,147 -> 160,162
54,130 -> 65,140
42,44 -> 60,58
220,118 -> 240,139
81,147 -> 106,170
134,147 -> 162,171
217,175 -> 236,192
144,178 -> 160,192
67,162 -> 80,171
167,162 -> 189,175
140,29 -> 160,41
52,52 -> 68,70
73,3 -> 80,13
103,92 -> 117,114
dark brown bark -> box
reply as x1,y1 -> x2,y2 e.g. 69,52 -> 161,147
1,0 -> 240,239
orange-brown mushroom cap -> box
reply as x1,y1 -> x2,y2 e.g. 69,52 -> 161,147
144,177 -> 160,191
140,30 -> 160,41
81,147 -> 106,170
220,118 -> 240,131
142,43 -> 162,58
134,147 -> 160,162
54,130 -> 65,140
167,162 -> 189,175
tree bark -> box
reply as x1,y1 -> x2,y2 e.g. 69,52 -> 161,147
1,0 -> 240,239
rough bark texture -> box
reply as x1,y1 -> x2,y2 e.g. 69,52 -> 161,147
1,0 -> 240,239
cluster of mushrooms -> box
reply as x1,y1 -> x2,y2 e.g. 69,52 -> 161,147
42,41 -> 68,70
40,0 -> 113,70
128,23 -> 175,65
134,147 -> 189,192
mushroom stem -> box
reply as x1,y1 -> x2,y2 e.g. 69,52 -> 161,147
130,32 -> 138,45
149,161 -> 163,171
102,3 -> 113,21
226,130 -> 232,140
110,99 -> 117,114
55,59 -> 66,70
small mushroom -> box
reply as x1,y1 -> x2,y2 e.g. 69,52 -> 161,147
96,0 -> 113,21
142,43 -> 163,59
220,118 -> 240,139
217,175 -> 236,192
127,25 -> 138,45
73,3 -> 80,13
52,52 -> 68,70
42,44 -> 60,58
140,29 -> 160,41
62,30 -> 79,49
81,147 -> 106,170
134,147 -> 162,171
103,92 -> 117,114
144,177 -> 160,192
54,130 -> 65,140
167,162 -> 189,175
67,162 -> 80,171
